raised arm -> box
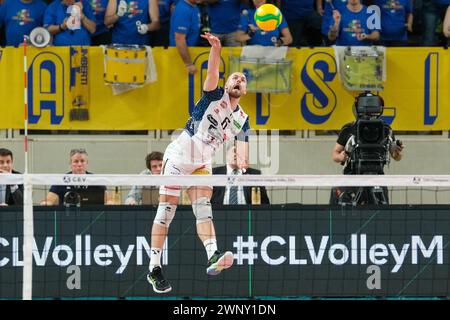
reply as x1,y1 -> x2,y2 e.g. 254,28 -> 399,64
104,0 -> 120,27
201,32 -> 222,92
444,6 -> 450,38
146,0 -> 160,32
280,26 -> 293,46
77,2 -> 96,34
328,10 -> 341,41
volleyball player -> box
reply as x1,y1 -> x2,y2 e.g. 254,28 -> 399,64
147,33 -> 250,293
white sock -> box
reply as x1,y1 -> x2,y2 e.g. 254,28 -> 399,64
149,247 -> 162,272
203,239 -> 218,260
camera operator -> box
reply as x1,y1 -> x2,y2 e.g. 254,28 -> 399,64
330,92 -> 404,205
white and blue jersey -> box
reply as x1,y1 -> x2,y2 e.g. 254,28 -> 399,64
182,87 -> 250,162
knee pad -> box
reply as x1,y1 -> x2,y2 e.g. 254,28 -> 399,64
192,197 -> 213,224
154,202 -> 177,228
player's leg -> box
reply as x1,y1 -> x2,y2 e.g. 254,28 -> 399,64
188,178 -> 234,276
147,156 -> 182,293
149,193 -> 179,270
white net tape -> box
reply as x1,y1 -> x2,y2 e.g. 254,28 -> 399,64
3,174 -> 450,187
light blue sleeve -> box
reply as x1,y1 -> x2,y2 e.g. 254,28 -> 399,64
172,5 -> 191,35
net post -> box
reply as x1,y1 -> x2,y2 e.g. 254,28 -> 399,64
22,174 -> 34,300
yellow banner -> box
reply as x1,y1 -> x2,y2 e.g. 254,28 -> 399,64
0,46 -> 449,130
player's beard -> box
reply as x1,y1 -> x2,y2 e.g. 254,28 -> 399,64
228,89 -> 241,99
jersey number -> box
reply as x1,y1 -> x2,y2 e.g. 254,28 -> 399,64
221,118 -> 231,130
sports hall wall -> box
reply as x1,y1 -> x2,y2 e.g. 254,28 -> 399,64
3,135 -> 450,205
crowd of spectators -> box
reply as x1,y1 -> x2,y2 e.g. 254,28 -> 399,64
0,0 -> 449,48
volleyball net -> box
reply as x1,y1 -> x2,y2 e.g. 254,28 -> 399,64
1,174 -> 450,299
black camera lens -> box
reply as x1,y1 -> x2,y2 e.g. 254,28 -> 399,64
64,191 -> 81,207
361,123 -> 382,143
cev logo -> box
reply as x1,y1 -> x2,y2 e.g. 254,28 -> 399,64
62,176 -> 87,184
28,52 -> 64,124
300,52 -> 337,124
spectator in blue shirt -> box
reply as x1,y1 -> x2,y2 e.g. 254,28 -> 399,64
170,0 -> 200,74
149,0 -> 175,46
236,0 -> 292,46
0,0 -> 47,46
280,0 -> 324,47
104,0 -> 160,46
321,0 -> 347,44
44,0 -> 96,46
374,0 -> 412,46
206,0 -> 243,46
89,0 -> 111,45
328,0 -> 380,45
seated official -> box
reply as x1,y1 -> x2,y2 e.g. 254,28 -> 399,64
211,144 -> 269,205
330,93 -> 404,205
125,151 -> 163,205
0,148 -> 23,206
40,148 -> 111,206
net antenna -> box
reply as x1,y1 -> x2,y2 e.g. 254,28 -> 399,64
22,35 -> 34,300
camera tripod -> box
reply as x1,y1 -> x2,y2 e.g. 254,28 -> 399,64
337,186 -> 388,206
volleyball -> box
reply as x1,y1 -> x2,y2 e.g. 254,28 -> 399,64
254,4 -> 283,32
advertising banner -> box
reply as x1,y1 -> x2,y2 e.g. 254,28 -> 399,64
0,47 -> 449,130
0,205 -> 448,298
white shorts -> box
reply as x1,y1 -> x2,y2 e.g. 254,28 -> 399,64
159,132 -> 213,197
